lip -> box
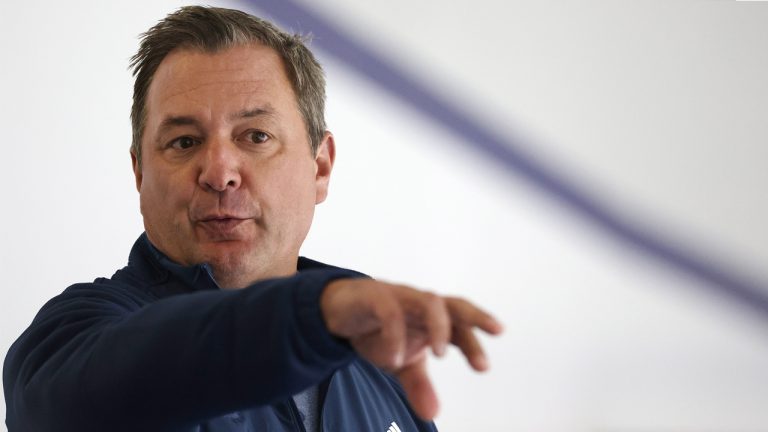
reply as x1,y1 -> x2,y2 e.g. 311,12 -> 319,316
196,217 -> 251,239
197,213 -> 250,221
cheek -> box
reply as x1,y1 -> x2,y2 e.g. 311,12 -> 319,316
262,160 -> 317,217
139,168 -> 188,221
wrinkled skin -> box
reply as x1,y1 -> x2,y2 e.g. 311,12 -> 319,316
133,44 -> 334,289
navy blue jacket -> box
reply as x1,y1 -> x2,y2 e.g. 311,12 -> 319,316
4,234 -> 437,432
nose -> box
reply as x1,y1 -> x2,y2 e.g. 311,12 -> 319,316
198,137 -> 242,192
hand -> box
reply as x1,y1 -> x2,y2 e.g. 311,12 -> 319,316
320,278 -> 503,420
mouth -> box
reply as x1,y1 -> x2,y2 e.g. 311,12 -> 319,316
196,216 -> 251,239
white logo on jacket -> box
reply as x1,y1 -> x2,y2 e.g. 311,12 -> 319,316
387,421 -> 403,432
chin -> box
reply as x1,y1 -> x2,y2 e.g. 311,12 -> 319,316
199,238 -> 297,287
206,256 -> 257,289
202,246 -> 268,287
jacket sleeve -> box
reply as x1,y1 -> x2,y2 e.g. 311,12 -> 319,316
3,268 -> 361,431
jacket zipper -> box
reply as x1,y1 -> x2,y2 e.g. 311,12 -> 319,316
287,398 -> 308,432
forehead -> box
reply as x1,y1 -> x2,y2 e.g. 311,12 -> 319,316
146,44 -> 297,118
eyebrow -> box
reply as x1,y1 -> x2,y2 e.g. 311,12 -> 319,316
230,105 -> 276,121
157,115 -> 199,132
156,105 -> 277,136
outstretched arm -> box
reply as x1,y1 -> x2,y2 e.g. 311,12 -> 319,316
4,268 -> 360,431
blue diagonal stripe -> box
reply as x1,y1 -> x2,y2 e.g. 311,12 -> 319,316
245,0 -> 768,320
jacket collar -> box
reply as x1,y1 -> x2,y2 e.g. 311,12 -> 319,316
113,233 -> 220,296
117,232 -> 338,297
142,233 -> 221,291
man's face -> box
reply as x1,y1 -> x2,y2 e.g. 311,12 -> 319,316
132,44 -> 334,289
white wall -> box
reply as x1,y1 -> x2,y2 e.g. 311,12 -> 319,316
2,1 -> 768,431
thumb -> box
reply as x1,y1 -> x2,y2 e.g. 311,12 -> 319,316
395,354 -> 439,420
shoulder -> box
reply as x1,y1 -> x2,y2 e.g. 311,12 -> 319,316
13,279 -> 154,354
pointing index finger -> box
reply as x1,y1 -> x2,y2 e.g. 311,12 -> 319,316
446,297 -> 504,335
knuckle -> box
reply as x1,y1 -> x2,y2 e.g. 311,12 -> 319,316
377,281 -> 403,295
422,291 -> 443,308
447,295 -> 469,305
378,302 -> 404,322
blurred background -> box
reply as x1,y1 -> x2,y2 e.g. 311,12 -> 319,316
2,1 -> 767,431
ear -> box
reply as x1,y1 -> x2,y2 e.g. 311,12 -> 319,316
131,150 -> 143,193
314,131 -> 336,204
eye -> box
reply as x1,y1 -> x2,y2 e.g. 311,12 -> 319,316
169,136 -> 199,150
246,130 -> 270,144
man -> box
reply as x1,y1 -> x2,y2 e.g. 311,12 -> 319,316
3,6 -> 502,431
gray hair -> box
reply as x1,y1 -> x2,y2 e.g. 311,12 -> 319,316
129,5 -> 327,166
